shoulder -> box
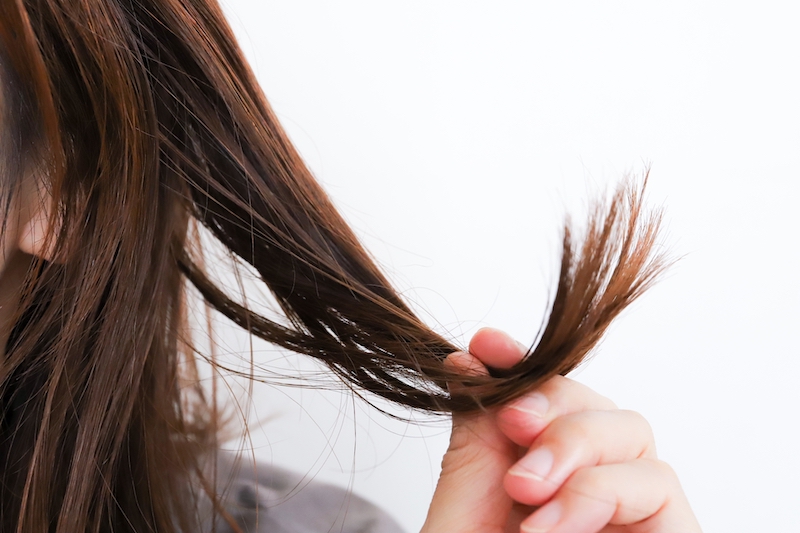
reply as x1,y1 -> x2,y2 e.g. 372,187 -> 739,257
198,451 -> 407,533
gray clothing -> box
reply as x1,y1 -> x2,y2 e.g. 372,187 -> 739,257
196,453 -> 407,533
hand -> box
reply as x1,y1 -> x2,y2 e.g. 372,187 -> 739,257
421,328 -> 702,533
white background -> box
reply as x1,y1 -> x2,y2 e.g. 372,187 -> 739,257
212,1 -> 800,531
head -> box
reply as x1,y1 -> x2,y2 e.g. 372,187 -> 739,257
0,1 -> 666,532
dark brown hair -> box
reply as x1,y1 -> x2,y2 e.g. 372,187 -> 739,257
0,1 -> 667,532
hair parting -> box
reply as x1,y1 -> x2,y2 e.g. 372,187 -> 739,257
0,1 -> 669,531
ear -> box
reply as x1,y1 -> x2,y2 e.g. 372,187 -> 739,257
17,183 -> 57,262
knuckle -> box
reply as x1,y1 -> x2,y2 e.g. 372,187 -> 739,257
619,410 -> 657,455
649,458 -> 680,486
600,396 -> 618,410
535,414 -> 595,459
564,466 -> 608,497
543,375 -> 617,411
586,386 -> 617,410
546,411 -> 592,442
622,409 -> 654,434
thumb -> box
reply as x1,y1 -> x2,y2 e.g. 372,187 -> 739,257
420,352 -> 518,533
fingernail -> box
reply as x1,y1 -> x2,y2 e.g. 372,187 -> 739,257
508,447 -> 553,481
510,392 -> 549,417
521,501 -> 562,532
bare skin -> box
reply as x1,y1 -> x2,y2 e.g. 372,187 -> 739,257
422,328 -> 703,533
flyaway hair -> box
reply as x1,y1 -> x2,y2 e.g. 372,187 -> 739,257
0,1 -> 668,532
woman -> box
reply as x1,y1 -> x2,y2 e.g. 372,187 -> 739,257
0,0 -> 702,532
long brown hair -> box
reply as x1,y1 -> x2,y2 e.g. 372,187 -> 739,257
0,1 -> 668,531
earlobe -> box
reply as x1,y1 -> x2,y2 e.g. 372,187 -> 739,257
17,189 -> 57,262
